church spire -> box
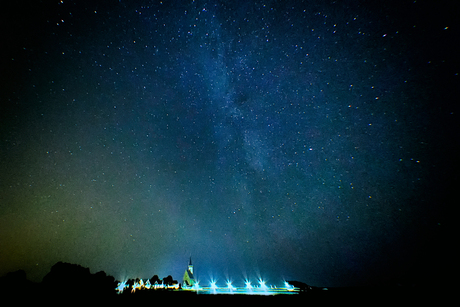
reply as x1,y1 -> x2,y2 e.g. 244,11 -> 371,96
188,256 -> 193,274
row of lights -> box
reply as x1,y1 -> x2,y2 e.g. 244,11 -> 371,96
117,279 -> 296,294
192,278 -> 295,292
198,278 -> 267,291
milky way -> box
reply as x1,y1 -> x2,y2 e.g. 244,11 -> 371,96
0,0 -> 455,287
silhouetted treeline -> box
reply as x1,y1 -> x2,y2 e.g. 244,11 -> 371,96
41,261 -> 117,300
0,261 -> 183,302
286,280 -> 324,292
0,262 -> 118,302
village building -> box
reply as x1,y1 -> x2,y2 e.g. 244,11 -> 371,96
182,257 -> 195,287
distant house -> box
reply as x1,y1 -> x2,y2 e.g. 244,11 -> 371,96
182,257 -> 195,287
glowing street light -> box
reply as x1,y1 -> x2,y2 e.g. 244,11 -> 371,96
245,279 -> 253,292
210,279 -> 217,293
258,278 -> 268,291
226,280 -> 236,292
132,281 -> 141,293
284,281 -> 294,291
115,281 -> 127,294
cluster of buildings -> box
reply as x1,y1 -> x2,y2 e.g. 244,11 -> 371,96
116,278 -> 180,294
115,257 -> 194,294
116,257 -> 299,295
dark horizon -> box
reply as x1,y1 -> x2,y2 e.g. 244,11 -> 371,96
0,259 -> 439,292
1,0 -> 454,288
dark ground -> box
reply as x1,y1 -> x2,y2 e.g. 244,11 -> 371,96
1,285 -> 446,306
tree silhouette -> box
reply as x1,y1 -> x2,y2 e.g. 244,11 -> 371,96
150,275 -> 161,285
162,275 -> 173,286
41,262 -> 117,299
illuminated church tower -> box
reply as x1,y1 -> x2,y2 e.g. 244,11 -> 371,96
183,257 -> 195,287
188,257 -> 193,275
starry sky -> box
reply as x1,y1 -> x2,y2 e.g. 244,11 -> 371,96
0,0 -> 456,287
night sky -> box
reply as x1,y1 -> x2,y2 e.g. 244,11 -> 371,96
1,0 -> 456,287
